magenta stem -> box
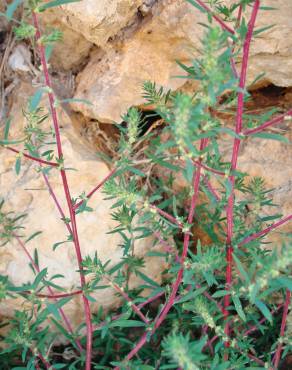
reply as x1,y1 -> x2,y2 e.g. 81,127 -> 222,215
273,290 -> 291,368
37,353 -> 54,370
32,12 -> 92,368
150,205 -> 183,228
243,109 -> 292,136
193,160 -> 225,176
13,234 -> 83,352
4,146 -> 58,167
25,290 -> 83,299
223,0 -> 260,354
238,214 -> 292,248
111,282 -> 149,324
203,176 -> 221,201
41,171 -> 72,235
114,139 -> 208,368
194,0 -> 235,34
73,167 -> 117,210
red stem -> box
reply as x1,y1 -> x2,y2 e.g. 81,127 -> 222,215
244,304 -> 283,337
194,160 -> 225,176
4,146 -> 58,167
41,171 -> 72,235
24,290 -> 83,299
32,12 -> 92,368
238,214 -> 292,248
14,234 -> 83,352
150,205 -> 183,228
273,290 -> 291,368
37,352 -> 54,370
115,139 -> 208,368
224,0 -> 260,354
203,176 -> 221,201
111,282 -> 149,324
243,109 -> 292,136
194,0 -> 235,34
73,167 -> 117,211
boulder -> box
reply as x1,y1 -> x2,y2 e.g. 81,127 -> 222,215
68,0 -> 292,123
47,0 -> 144,47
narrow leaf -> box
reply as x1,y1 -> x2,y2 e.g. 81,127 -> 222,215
254,299 -> 273,323
29,89 -> 43,111
232,295 -> 246,322
252,132 -> 289,143
25,231 -> 43,244
5,0 -> 23,20
4,118 -> 11,140
15,157 -> 21,175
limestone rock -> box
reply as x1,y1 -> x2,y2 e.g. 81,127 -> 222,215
0,82 -> 166,328
71,0 -> 200,122
40,10 -> 92,71
70,0 -> 292,123
49,0 -> 144,47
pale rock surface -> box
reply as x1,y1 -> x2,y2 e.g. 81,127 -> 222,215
49,0 -> 144,47
8,44 -> 31,73
40,10 -> 92,71
0,82 -> 166,327
68,0 -> 292,123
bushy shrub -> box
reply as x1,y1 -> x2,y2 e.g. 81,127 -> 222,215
0,0 -> 291,369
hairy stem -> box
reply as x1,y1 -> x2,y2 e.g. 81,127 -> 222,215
243,109 -> 292,136
273,289 -> 291,368
238,214 -> 292,247
4,146 -> 58,167
32,12 -> 92,368
224,0 -> 260,353
194,0 -> 235,34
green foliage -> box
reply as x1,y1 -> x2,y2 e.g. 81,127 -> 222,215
0,0 -> 291,368
13,22 -> 36,40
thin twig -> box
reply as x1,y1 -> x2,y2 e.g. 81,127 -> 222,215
3,145 -> 58,167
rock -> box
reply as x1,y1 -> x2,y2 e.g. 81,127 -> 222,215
0,82 -> 167,328
40,10 -> 92,71
48,0 -> 144,47
71,0 -> 199,122
8,44 -> 31,73
69,0 -> 292,123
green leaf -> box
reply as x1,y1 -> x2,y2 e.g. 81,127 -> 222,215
45,44 -> 54,62
175,286 -> 207,304
15,157 -> 21,175
233,254 -> 250,283
251,132 -> 289,143
254,299 -> 273,323
4,118 -> 11,140
60,98 -> 93,106
185,0 -> 207,13
29,89 -> 44,111
253,24 -> 275,36
32,268 -> 48,289
25,231 -> 43,244
5,0 -> 23,20
275,277 -> 292,291
0,138 -> 24,145
232,295 -> 246,322
136,271 -> 160,288
38,0 -> 81,12
109,320 -> 146,328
